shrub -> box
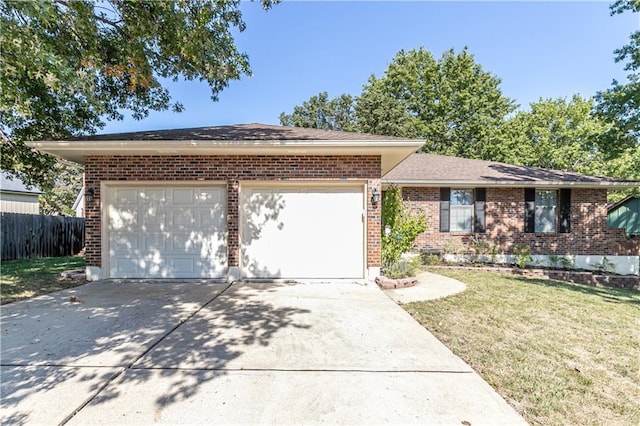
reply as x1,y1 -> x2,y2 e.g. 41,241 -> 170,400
423,254 -> 441,266
560,255 -> 575,270
381,186 -> 427,272
385,257 -> 420,279
512,244 -> 533,269
469,236 -> 490,264
488,244 -> 499,264
592,256 -> 616,274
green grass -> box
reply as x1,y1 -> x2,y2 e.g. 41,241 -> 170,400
404,269 -> 640,426
0,256 -> 86,304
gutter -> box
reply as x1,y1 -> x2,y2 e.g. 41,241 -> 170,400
382,180 -> 640,190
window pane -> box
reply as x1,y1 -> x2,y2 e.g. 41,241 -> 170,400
535,190 -> 557,233
535,190 -> 556,207
451,189 -> 473,205
450,205 -> 473,232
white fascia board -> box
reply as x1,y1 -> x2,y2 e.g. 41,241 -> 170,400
27,139 -> 423,175
382,180 -> 640,190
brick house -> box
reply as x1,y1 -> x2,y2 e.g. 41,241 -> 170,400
29,124 -> 421,281
384,154 -> 640,275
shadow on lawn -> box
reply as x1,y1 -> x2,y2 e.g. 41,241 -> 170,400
511,276 -> 640,306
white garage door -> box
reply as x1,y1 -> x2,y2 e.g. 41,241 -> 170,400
107,185 -> 227,278
241,185 -> 365,279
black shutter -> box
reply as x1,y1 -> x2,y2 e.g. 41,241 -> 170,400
474,188 -> 486,233
440,188 -> 450,232
559,188 -> 571,233
524,188 -> 535,233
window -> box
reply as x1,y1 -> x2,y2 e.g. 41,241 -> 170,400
439,188 -> 486,233
450,189 -> 474,232
524,188 -> 570,234
534,190 -> 557,233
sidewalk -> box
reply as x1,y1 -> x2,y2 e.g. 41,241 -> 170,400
383,270 -> 466,304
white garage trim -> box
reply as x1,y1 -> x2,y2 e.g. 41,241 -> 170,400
239,181 -> 367,280
101,181 -> 227,279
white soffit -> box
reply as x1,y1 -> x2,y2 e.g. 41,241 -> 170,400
27,139 -> 423,175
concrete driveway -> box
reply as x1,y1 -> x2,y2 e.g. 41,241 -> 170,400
1,279 -> 526,425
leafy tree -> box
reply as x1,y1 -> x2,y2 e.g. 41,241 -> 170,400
496,96 -> 609,175
355,75 -> 421,138
39,162 -> 84,216
279,92 -> 357,131
357,47 -> 516,158
603,145 -> 640,201
1,0 -> 278,190
594,0 -> 640,153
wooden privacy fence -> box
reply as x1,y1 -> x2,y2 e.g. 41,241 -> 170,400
1,213 -> 85,260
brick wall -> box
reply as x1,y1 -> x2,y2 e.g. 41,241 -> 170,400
84,155 -> 382,270
402,186 -> 639,256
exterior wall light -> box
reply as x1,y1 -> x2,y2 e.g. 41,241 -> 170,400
371,187 -> 380,207
86,188 -> 95,203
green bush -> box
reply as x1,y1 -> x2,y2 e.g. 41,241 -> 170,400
381,186 -> 427,272
385,257 -> 420,279
423,254 -> 441,266
513,244 -> 533,269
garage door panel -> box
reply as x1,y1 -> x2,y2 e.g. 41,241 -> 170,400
108,185 -> 227,278
141,210 -> 167,231
172,188 -> 196,204
142,188 -> 167,204
108,205 -> 138,231
241,186 -> 364,279
170,258 -> 196,276
143,234 -> 167,252
112,188 -> 138,204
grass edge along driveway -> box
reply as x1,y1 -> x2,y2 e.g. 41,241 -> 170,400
404,269 -> 640,426
1,255 -> 86,304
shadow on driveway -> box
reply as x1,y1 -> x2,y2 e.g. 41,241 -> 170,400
1,279 -> 310,425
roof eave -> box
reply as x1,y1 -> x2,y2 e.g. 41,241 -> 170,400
382,179 -> 640,189
27,139 -> 423,175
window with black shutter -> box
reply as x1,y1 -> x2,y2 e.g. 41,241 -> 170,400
439,188 -> 486,233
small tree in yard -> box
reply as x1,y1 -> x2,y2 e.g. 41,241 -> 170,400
381,186 -> 428,276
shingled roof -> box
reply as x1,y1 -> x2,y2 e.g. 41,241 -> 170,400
383,154 -> 639,189
72,123 -> 408,142
28,123 -> 422,175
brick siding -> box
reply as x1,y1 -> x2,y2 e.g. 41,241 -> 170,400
84,155 -> 381,271
402,187 -> 639,256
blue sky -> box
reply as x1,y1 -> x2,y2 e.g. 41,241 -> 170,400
103,1 -> 638,134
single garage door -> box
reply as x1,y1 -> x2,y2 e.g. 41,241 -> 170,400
107,185 -> 227,278
240,185 -> 365,279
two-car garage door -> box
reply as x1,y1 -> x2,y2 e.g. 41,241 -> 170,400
106,184 -> 365,279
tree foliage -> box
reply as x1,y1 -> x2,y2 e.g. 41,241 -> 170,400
1,0 -> 277,190
594,0 -> 640,152
358,47 -> 516,158
39,162 -> 84,216
280,47 -> 516,159
496,96 -> 609,175
279,92 -> 357,131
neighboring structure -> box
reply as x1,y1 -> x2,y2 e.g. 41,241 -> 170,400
28,124 -> 421,281
608,196 -> 639,237
72,188 -> 85,218
0,171 -> 42,214
384,154 -> 640,275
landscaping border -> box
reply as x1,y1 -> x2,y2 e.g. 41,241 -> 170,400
429,265 -> 639,290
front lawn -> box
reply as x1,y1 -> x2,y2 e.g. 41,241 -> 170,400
404,269 -> 640,425
0,256 -> 86,304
